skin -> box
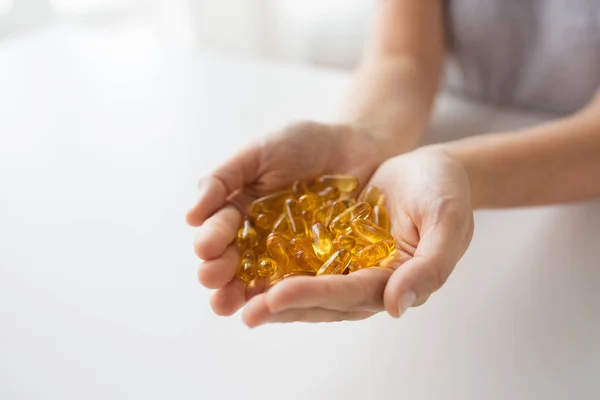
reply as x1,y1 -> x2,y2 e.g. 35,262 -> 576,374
187,0 -> 600,326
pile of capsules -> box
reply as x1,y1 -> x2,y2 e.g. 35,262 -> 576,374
236,174 -> 396,286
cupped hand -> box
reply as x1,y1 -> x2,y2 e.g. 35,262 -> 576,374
242,148 -> 474,327
186,121 -> 387,316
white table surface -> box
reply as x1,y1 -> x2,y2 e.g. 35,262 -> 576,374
1,25 -> 599,400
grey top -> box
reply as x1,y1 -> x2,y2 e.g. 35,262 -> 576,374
444,0 -> 600,115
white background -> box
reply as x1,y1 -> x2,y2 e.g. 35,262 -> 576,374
1,3 -> 600,400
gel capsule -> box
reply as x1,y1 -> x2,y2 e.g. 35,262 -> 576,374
350,218 -> 393,243
237,217 -> 259,248
372,205 -> 390,231
298,193 -> 323,211
272,213 -> 288,233
295,250 -> 323,273
316,248 -> 353,276
250,191 -> 292,215
313,203 -> 334,227
317,186 -> 341,202
292,180 -> 309,196
267,233 -> 306,275
316,175 -> 359,193
356,240 -> 395,267
257,255 -> 278,278
266,233 -> 292,272
358,185 -> 385,207
238,249 -> 258,282
255,213 -> 277,231
310,222 -> 333,260
330,201 -> 371,233
290,237 -> 316,255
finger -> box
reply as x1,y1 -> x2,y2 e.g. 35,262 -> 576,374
383,215 -> 470,318
247,277 -> 270,300
186,145 -> 259,226
197,245 -> 239,289
209,278 -> 247,316
242,294 -> 374,327
264,268 -> 393,313
194,205 -> 242,260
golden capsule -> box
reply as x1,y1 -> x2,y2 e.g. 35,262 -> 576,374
237,217 -> 259,248
284,198 -> 303,218
340,198 -> 356,208
333,234 -> 355,249
316,248 -> 353,276
356,240 -> 395,267
348,260 -> 362,273
250,191 -> 292,215
292,180 -> 309,196
238,249 -> 258,282
255,213 -> 277,231
266,233 -> 292,270
257,255 -> 278,278
298,193 -> 323,212
313,203 -> 334,226
288,216 -> 308,237
272,213 -> 288,233
316,174 -> 359,193
290,236 -> 316,255
310,222 -> 333,260
372,204 -> 390,231
318,186 -> 341,202
267,233 -> 305,276
295,250 -> 323,273
358,185 -> 385,207
350,218 -> 393,243
330,201 -> 371,233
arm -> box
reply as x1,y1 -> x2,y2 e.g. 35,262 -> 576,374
442,91 -> 600,208
339,0 -> 445,158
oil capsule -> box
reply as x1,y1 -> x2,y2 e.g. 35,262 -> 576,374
292,180 -> 309,196
313,203 -> 334,227
298,193 -> 323,212
333,234 -> 368,252
350,218 -> 393,243
267,233 -> 305,276
356,240 -> 395,267
266,233 -> 292,272
316,174 -> 359,193
272,213 -> 288,233
310,222 -> 333,260
295,250 -> 323,273
316,248 -> 353,276
317,186 -> 341,202
237,217 -> 259,248
255,213 -> 277,231
290,236 -> 316,255
372,204 -> 390,231
330,201 -> 371,233
250,191 -> 292,215
257,254 -> 278,278
358,185 -> 385,207
238,249 -> 258,282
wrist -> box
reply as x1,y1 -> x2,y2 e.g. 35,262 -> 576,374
424,142 -> 491,210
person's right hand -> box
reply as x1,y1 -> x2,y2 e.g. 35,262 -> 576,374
186,121 -> 393,316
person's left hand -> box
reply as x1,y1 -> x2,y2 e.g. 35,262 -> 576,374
242,148 -> 475,327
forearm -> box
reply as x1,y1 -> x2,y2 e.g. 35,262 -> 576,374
339,0 -> 445,157
441,109 -> 600,208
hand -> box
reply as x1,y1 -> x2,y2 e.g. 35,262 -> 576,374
242,148 -> 474,326
186,121 -> 389,316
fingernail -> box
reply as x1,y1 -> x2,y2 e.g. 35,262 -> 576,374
397,291 -> 416,318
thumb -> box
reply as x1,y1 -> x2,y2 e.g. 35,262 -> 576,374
186,144 -> 260,226
383,211 -> 472,318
